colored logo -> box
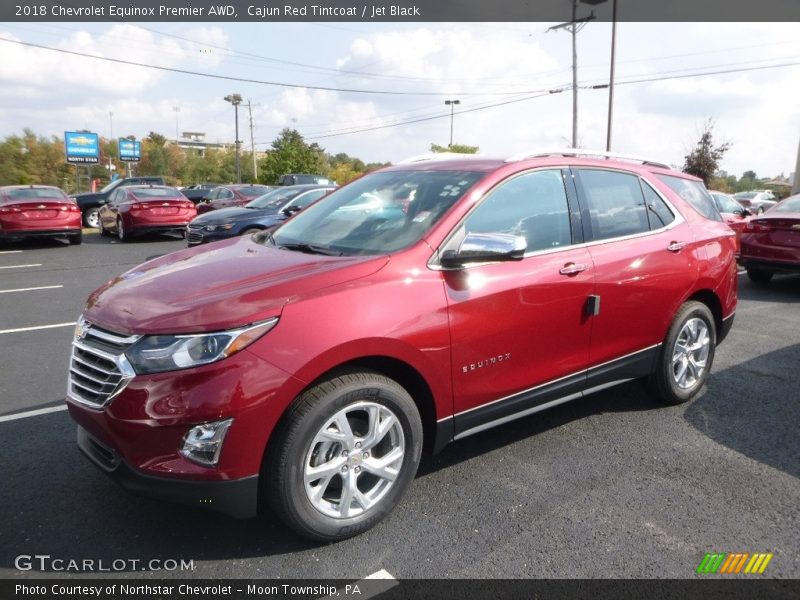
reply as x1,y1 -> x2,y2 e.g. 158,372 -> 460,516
696,552 -> 773,574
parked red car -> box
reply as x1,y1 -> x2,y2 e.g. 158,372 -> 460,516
709,191 -> 751,239
0,185 -> 82,245
67,151 -> 738,541
740,193 -> 800,283
98,185 -> 197,241
195,184 -> 274,214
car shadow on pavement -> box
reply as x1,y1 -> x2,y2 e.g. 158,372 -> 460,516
419,379 -> 662,477
683,342 -> 800,479
738,274 -> 800,304
0,411 -> 316,574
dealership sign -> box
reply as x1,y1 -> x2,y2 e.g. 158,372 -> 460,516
119,138 -> 141,162
64,131 -> 100,164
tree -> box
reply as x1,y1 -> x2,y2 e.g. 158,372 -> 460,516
682,120 -> 731,185
259,128 -> 325,184
430,143 -> 479,154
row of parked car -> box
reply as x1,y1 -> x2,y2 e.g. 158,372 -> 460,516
2,175 -> 798,287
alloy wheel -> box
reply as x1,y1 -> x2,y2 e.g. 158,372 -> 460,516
671,318 -> 710,390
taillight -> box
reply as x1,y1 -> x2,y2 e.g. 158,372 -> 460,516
745,221 -> 771,232
131,203 -> 145,210
0,205 -> 22,213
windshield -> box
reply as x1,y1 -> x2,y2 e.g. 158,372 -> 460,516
774,197 -> 800,213
130,187 -> 182,200
247,187 -> 301,209
99,179 -> 124,194
3,187 -> 69,202
734,192 -> 757,200
238,185 -> 272,198
271,169 -> 484,256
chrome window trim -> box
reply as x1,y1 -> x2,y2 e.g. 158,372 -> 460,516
428,166 -> 687,271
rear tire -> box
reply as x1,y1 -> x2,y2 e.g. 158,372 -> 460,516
240,228 -> 261,237
68,231 -> 82,245
647,301 -> 716,405
266,370 -> 423,542
746,268 -> 773,284
83,207 -> 100,229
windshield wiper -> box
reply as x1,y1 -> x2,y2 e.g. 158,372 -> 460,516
278,242 -> 342,256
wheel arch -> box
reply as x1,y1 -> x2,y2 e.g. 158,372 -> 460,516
686,288 -> 723,341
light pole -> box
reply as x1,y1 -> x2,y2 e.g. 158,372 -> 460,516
548,0 -> 607,148
224,94 -> 243,183
108,111 -> 114,177
445,99 -> 460,148
173,106 -> 180,146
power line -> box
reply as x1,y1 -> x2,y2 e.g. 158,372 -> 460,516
0,36 -> 534,97
303,59 -> 800,140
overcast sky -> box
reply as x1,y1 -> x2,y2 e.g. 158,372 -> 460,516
0,21 -> 798,178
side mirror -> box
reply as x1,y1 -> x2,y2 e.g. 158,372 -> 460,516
282,205 -> 302,216
440,232 -> 527,269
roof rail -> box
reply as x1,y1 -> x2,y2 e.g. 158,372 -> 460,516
395,152 -> 483,165
505,148 -> 672,170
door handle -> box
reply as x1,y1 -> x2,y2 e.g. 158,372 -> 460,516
559,263 -> 587,276
667,241 -> 686,253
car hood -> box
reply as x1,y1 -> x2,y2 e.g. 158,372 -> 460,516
84,237 -> 389,334
190,206 -> 273,225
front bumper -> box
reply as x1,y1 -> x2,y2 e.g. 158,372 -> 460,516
77,426 -> 258,518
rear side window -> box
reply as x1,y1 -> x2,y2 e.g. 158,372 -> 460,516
641,182 -> 675,229
658,175 -> 722,222
576,169 -> 650,240
465,169 -> 572,252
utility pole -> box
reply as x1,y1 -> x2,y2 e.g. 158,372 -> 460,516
793,136 -> 800,195
605,0 -> 617,151
247,100 -> 257,182
549,0 -> 606,148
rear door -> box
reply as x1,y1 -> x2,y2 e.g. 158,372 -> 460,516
443,168 -> 595,438
572,168 -> 697,388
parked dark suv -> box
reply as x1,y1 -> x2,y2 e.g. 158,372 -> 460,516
72,176 -> 166,228
66,151 -> 737,541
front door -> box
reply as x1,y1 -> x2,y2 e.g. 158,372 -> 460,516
443,169 -> 595,438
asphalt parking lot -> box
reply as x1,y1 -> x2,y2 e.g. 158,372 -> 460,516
0,232 -> 798,580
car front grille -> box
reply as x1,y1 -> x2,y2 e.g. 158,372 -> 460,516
186,225 -> 204,244
67,320 -> 140,409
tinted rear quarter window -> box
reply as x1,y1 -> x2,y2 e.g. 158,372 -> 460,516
576,169 -> 650,240
641,181 -> 675,229
658,175 -> 722,222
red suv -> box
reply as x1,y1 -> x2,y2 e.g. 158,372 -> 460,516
66,151 -> 738,541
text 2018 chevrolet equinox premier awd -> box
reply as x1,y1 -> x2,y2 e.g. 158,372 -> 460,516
66,151 -> 737,541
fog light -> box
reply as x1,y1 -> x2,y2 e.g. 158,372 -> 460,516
180,418 -> 233,467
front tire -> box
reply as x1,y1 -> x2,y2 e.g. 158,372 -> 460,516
647,301 -> 716,405
83,207 -> 100,228
117,218 -> 128,242
746,268 -> 773,284
266,370 -> 423,542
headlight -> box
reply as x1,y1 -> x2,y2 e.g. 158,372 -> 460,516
125,318 -> 278,374
205,223 -> 234,232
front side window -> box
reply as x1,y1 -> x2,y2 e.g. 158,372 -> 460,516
659,174 -> 722,222
577,169 -> 650,240
461,169 -> 572,253
272,170 -> 484,255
